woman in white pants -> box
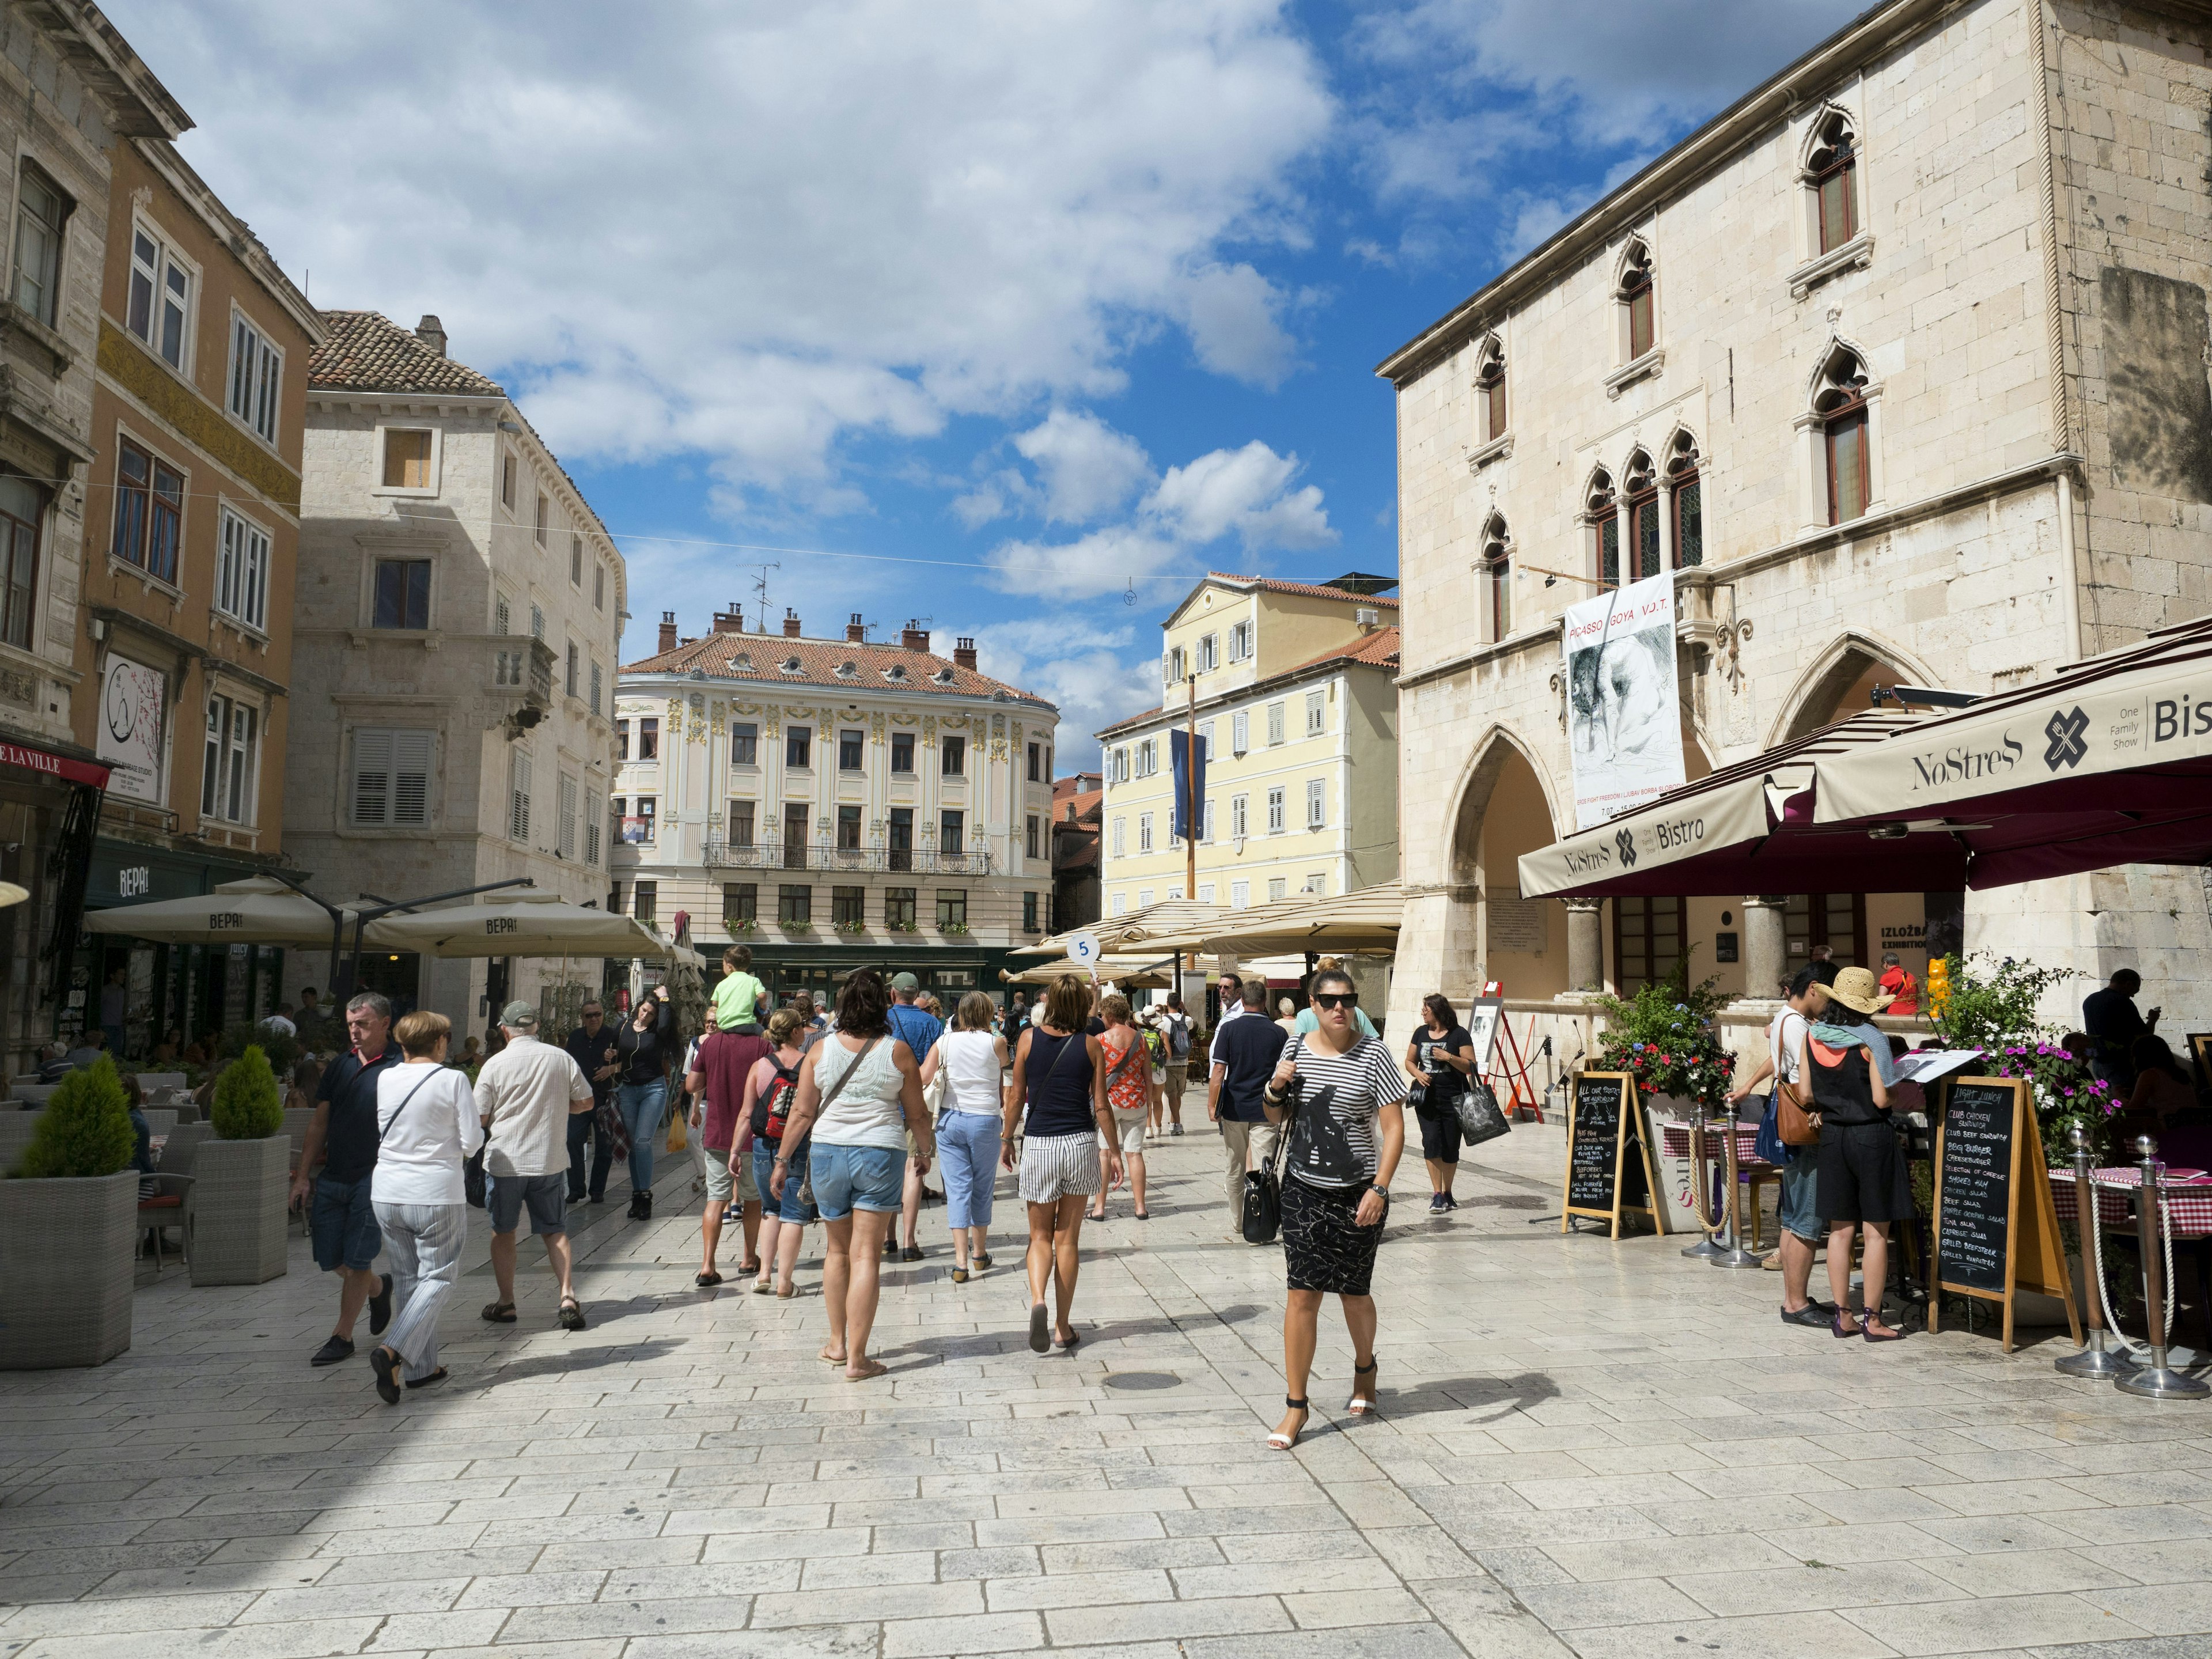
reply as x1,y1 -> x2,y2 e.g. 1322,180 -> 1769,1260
368,1010 -> 484,1404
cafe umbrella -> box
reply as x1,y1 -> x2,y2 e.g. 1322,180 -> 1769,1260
362,887 -> 669,959
85,875 -> 363,945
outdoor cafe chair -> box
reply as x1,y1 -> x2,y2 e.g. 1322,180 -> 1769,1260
138,1173 -> 194,1275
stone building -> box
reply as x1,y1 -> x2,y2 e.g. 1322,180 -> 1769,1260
285,311 -> 625,1031
1050,770 -> 1101,934
73,134 -> 320,1052
0,2 -> 185,1065
1378,0 -> 2212,1043
1097,573 -> 1399,923
611,608 -> 1059,1006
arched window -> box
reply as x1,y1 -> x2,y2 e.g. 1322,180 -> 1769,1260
1480,515 -> 1510,642
1617,242 -> 1655,360
1586,469 -> 1619,587
1666,430 -> 1702,568
1814,346 -> 1871,524
1623,450 -> 1661,582
1475,336 -> 1506,442
1807,111 -> 1858,255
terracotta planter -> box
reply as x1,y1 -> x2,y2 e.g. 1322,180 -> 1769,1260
189,1135 -> 290,1286
0,1168 -> 137,1368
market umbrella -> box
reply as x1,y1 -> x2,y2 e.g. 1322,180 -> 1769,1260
85,875 -> 361,945
1144,880 -> 1407,957
1014,899 -> 1228,956
1003,954 -> 1175,988
362,887 -> 668,958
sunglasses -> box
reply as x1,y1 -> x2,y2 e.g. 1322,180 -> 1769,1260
1312,991 -> 1359,1010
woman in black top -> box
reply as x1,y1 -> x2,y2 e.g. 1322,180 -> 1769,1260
1404,994 -> 1475,1213
1808,969 -> 1909,1342
614,988 -> 677,1220
1001,975 -> 1118,1354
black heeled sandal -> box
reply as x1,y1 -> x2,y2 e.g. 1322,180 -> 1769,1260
1268,1395 -> 1310,1450
1347,1359 -> 1378,1416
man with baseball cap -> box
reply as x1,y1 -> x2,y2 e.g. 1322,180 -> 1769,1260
885,971 -> 944,1262
474,1001 -> 595,1330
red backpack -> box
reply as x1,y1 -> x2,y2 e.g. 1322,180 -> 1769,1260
762,1058 -> 801,1142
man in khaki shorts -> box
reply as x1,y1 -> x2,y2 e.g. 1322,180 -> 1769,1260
688,1024 -> 771,1286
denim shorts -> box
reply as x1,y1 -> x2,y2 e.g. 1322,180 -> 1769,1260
311,1174 -> 381,1272
806,1141 -> 904,1219
757,1138 -> 812,1223
1777,1143 -> 1822,1243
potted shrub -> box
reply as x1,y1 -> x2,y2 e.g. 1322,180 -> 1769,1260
190,1044 -> 290,1286
1,1057 -> 138,1368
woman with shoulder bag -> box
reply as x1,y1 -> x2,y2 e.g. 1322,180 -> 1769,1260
1001,975 -> 1120,1353
1808,965 -> 1912,1342
1726,964 -> 1834,1328
1404,994 -> 1475,1214
1091,995 -> 1153,1222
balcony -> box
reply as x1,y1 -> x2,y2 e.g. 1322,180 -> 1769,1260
702,837 -> 993,876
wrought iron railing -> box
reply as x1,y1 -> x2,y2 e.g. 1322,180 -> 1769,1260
701,838 -> 993,876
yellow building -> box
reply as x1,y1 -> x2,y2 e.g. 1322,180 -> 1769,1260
1097,574 -> 1399,924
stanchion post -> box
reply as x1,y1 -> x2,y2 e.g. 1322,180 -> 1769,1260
2056,1120 -> 2138,1379
1681,1098 -> 1726,1259
2116,1132 -> 2209,1400
1709,1100 -> 1768,1270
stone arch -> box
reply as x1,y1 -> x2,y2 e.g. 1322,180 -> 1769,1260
1771,629 -> 1946,745
1439,725 -> 1574,998
1805,332 -> 1876,411
1796,100 -> 1859,177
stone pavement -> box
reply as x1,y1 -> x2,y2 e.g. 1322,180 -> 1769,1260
5,1113 -> 2212,1659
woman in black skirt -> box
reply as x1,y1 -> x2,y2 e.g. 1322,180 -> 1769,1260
1808,966 -> 1911,1342
1259,967 -> 1406,1449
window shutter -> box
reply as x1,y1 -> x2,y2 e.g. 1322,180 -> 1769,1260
559,775 -> 578,859
510,753 -> 532,841
353,729 -> 393,824
392,731 -> 431,824
495,596 -> 511,635
585,790 -> 602,865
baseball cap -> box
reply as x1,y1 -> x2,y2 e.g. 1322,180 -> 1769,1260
499,1000 -> 540,1027
891,972 -> 921,991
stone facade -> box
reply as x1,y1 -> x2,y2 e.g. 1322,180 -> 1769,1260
286,312 -> 625,1033
1380,0 -> 2212,1045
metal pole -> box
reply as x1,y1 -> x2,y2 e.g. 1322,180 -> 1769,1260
1709,1102 -> 1768,1268
1184,673 -> 1198,999
2056,1120 -> 2138,1378
1681,1099 -> 1725,1259
2116,1132 -> 2209,1399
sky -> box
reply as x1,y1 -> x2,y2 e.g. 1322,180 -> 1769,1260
106,0 -> 1867,767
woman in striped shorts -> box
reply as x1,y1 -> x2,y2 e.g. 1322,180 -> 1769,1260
1001,975 -> 1120,1354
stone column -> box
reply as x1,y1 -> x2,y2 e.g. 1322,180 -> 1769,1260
1743,896 -> 1789,999
1565,897 -> 1604,993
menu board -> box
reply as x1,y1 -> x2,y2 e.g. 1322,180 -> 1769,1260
1934,1081 -> 2013,1293
1561,1073 -> 1664,1239
1929,1075 -> 2080,1354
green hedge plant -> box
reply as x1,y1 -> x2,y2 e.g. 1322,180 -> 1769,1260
221,1018 -> 300,1080
211,1045 -> 283,1141
14,1056 -> 134,1179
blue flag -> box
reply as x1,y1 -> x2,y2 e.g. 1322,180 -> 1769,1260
1170,728 -> 1206,843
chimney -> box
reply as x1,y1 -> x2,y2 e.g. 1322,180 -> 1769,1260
846,612 -> 866,643
782,607 -> 802,638
952,637 -> 977,671
711,603 -> 744,634
657,610 -> 677,653
415,314 -> 447,358
901,618 -> 930,652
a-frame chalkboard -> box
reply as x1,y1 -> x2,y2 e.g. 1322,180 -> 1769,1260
1929,1075 -> 2080,1353
1560,1071 -> 1667,1240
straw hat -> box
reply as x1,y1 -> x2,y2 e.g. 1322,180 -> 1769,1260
1825,965 -> 1885,1016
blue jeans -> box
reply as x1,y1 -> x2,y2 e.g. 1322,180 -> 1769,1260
807,1141 -> 904,1219
1777,1143 -> 1821,1243
567,1101 -> 612,1200
937,1111 -> 1001,1229
618,1080 -> 668,1192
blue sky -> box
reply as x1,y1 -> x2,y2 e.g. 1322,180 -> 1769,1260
110,0 -> 1864,764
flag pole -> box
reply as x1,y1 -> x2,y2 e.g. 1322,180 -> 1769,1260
1184,672 -> 1198,1000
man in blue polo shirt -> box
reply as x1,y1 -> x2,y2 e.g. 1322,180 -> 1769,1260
289,991 -> 401,1365
885,972 -> 943,1262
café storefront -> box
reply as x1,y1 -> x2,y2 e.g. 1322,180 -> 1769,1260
0,729 -> 107,1068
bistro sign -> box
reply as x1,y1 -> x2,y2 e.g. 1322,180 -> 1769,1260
0,739 -> 111,790
1520,769 -> 1774,898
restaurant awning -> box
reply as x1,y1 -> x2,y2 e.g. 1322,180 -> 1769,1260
362,888 -> 670,959
1144,880 -> 1406,956
1520,611 -> 2212,899
84,875 -> 361,946
1013,899 -> 1228,956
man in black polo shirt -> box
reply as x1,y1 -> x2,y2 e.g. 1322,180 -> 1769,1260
563,999 -> 619,1203
1209,979 -> 1286,1241
289,991 -> 401,1365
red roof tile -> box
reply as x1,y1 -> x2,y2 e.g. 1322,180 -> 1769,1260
1205,573 -> 1400,607
619,631 -> 1053,707
310,309 -> 505,396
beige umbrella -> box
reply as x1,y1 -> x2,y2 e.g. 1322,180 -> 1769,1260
0,881 -> 26,909
363,887 -> 667,959
1145,880 -> 1405,958
1014,899 -> 1229,957
85,874 -> 358,945
1002,954 -> 1175,989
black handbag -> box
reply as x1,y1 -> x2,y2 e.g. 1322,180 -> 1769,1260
1453,1080 -> 1512,1147
463,1146 -> 486,1209
1241,1154 -> 1281,1244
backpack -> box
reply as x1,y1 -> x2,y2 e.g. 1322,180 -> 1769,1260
762,1058 -> 801,1142
1166,1013 -> 1191,1059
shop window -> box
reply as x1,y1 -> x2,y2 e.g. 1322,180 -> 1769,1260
1612,895 -> 1683,995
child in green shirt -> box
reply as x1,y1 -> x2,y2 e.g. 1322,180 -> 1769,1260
710,945 -> 767,1033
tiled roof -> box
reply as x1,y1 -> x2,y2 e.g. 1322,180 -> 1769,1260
1096,627 -> 1400,738
310,309 -> 505,396
1205,573 -> 1400,608
1056,787 -> 1103,822
619,631 -> 1054,708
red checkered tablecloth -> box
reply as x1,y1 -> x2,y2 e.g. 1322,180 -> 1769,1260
1656,1121 -> 1772,1169
2049,1168 -> 2212,1238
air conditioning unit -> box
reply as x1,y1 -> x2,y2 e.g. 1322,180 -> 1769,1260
1355,607 -> 1380,630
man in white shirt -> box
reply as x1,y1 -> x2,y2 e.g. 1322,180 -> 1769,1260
1206,972 -> 1247,1068
1726,965 -> 1834,1327
474,1001 -> 594,1330
262,1003 -> 298,1040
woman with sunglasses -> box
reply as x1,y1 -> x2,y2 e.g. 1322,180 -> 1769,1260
1259,968 -> 1406,1450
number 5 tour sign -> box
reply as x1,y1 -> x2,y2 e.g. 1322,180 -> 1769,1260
1930,1075 -> 2078,1353
1561,1072 -> 1667,1240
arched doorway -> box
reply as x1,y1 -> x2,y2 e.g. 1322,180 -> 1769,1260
1446,734 -> 1569,999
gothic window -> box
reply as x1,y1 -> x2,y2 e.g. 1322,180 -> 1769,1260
1475,336 -> 1506,442
1586,469 -> 1619,588
1617,241 -> 1654,360
1666,430 -> 1703,568
1815,345 -> 1872,524
1623,450 -> 1661,582
1807,111 -> 1859,255
1480,515 -> 1511,643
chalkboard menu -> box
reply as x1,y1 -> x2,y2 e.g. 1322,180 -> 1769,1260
1935,1081 -> 2013,1293
1561,1073 -> 1664,1239
1929,1075 -> 2079,1354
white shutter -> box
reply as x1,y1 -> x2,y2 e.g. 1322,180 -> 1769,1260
510,753 -> 532,842
353,729 -> 392,824
559,775 -> 578,859
392,732 -> 431,824
585,789 -> 602,865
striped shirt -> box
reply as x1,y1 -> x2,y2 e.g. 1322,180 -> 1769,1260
1279,1035 -> 1407,1190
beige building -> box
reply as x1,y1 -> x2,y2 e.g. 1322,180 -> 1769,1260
1097,573 -> 1400,926
286,311 -> 626,1029
1380,0 -> 2212,1040
611,608 -> 1059,1006
1380,0 -> 2212,1044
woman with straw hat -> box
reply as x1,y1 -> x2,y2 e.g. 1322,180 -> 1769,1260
1806,965 -> 1911,1342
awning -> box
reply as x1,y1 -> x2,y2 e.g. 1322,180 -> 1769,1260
1144,880 -> 1406,956
363,888 -> 669,959
85,875 -> 360,946
1003,954 -> 1176,988
1014,899 -> 1227,956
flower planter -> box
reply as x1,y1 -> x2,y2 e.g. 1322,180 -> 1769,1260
189,1135 -> 290,1286
0,1168 -> 136,1368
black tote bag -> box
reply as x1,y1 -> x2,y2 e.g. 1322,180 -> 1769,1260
1453,1080 -> 1512,1148
1241,1154 -> 1281,1244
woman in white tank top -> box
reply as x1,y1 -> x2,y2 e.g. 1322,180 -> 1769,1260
921,993 -> 1011,1281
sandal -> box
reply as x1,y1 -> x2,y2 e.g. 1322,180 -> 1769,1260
974,1253 -> 993,1270
404,1367 -> 449,1391
737,1258 -> 762,1275
694,1271 -> 723,1288
950,1267 -> 969,1285
1054,1327 -> 1081,1350
751,1280 -> 775,1296
480,1301 -> 517,1324
1347,1358 -> 1378,1416
1831,1312 -> 1863,1339
1268,1395 -> 1310,1451
1863,1317 -> 1906,1343
1028,1302 -> 1050,1354
558,1298 -> 587,1332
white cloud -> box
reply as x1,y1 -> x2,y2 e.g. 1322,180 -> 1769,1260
1148,441 -> 1335,551
1013,410 -> 1156,524
968,619 -> 1162,766
982,525 -> 1185,604
108,0 -> 1335,493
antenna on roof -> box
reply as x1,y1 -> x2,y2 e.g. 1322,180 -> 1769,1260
745,562 -> 779,632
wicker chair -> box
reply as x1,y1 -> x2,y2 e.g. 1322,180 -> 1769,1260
139,1107 -> 179,1138
137,1173 -> 195,1274
158,1122 -> 214,1177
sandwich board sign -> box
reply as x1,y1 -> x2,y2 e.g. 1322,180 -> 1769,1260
1928,1075 -> 2080,1353
1561,1071 -> 1667,1240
